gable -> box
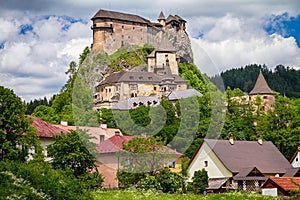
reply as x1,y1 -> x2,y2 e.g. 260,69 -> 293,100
187,141 -> 232,181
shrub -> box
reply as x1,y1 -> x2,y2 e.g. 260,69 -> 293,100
187,169 -> 208,194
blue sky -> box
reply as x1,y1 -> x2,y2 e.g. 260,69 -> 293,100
0,0 -> 300,101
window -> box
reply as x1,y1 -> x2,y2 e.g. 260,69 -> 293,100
168,160 -> 176,168
139,76 -> 143,80
204,161 -> 208,167
122,25 -> 124,29
99,135 -> 105,142
129,76 -> 134,80
109,88 -> 111,93
154,86 -> 157,91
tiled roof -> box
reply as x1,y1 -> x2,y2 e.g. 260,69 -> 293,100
92,9 -> 151,25
98,71 -> 127,86
97,135 -> 134,153
168,89 -> 203,100
53,124 -> 122,144
264,177 -> 300,191
30,116 -> 66,138
204,139 -> 291,174
249,71 -> 274,95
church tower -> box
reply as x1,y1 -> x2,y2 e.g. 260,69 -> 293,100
158,11 -> 166,27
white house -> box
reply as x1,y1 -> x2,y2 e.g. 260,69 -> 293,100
187,139 -> 292,192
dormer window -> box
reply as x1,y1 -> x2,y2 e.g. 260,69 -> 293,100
129,76 -> 134,80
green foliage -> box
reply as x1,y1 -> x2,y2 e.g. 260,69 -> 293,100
211,64 -> 300,98
47,130 -> 99,177
139,168 -> 184,193
0,86 -> 40,162
0,161 -> 92,199
187,169 -> 208,194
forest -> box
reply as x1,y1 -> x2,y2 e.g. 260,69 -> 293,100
210,64 -> 300,98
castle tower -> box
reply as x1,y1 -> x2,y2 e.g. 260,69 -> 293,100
249,71 -> 275,111
158,11 -> 166,27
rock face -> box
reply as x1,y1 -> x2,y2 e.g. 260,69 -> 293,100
78,27 -> 193,93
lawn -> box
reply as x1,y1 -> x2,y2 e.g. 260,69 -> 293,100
92,189 -> 279,200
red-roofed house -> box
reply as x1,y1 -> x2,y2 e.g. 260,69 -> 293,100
261,177 -> 300,197
30,116 -> 66,160
96,134 -> 182,188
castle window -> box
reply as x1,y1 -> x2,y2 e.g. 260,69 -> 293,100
122,35 -> 124,39
263,96 -> 267,99
109,88 -> 111,93
129,76 -> 134,80
128,36 -> 130,39
154,86 -> 157,91
139,76 -> 143,80
122,25 -> 124,29
121,41 -> 124,46
110,24 -> 113,28
148,77 -> 153,80
133,27 -> 135,30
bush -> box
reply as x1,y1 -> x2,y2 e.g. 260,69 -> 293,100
0,161 -> 93,199
138,168 -> 184,193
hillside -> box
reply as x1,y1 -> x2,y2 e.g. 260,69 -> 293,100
210,64 -> 300,98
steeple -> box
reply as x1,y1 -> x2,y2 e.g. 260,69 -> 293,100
158,11 -> 166,27
158,11 -> 165,20
249,71 -> 274,95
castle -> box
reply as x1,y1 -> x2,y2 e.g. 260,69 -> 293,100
91,9 -> 187,54
91,9 -> 195,110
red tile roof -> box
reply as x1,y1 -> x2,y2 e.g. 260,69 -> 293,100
30,116 -> 66,138
97,135 -> 134,153
263,177 -> 300,191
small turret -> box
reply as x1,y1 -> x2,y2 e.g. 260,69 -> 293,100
158,11 -> 166,27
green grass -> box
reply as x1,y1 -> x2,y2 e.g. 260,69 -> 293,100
92,189 -> 279,200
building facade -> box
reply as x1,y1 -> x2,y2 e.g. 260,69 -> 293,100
91,9 -> 186,54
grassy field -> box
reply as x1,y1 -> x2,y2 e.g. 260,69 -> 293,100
92,189 -> 279,200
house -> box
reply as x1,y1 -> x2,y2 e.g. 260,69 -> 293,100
290,147 -> 300,168
53,123 -> 122,145
96,133 -> 182,188
261,177 -> 300,197
187,139 -> 292,192
30,116 -> 67,160
91,9 -> 186,53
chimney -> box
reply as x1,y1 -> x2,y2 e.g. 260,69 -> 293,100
229,134 -> 234,145
100,124 -> 107,129
61,121 -> 68,126
258,137 -> 263,145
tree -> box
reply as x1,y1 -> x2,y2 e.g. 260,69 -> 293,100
188,169 -> 208,194
47,129 -> 98,177
0,86 -> 40,161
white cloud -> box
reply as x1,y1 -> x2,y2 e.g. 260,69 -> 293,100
0,16 -> 91,101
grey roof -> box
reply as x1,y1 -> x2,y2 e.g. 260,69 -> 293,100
92,9 -> 151,25
168,89 -> 203,100
112,95 -> 160,110
207,178 -> 230,190
204,139 -> 292,174
283,167 -> 300,177
98,71 -> 127,86
249,71 -> 274,95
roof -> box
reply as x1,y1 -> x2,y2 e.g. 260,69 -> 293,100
91,9 -> 150,25
207,178 -> 230,190
158,11 -> 165,20
249,71 -> 274,95
97,135 -> 134,153
112,95 -> 160,110
30,116 -> 66,138
98,71 -> 162,86
168,89 -> 203,100
53,124 -> 122,144
198,139 -> 292,174
262,177 -> 300,191
283,167 -> 300,177
290,147 -> 300,163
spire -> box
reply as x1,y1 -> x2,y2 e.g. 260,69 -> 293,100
158,11 -> 165,20
249,71 -> 274,95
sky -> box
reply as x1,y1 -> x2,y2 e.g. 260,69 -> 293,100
0,0 -> 300,102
